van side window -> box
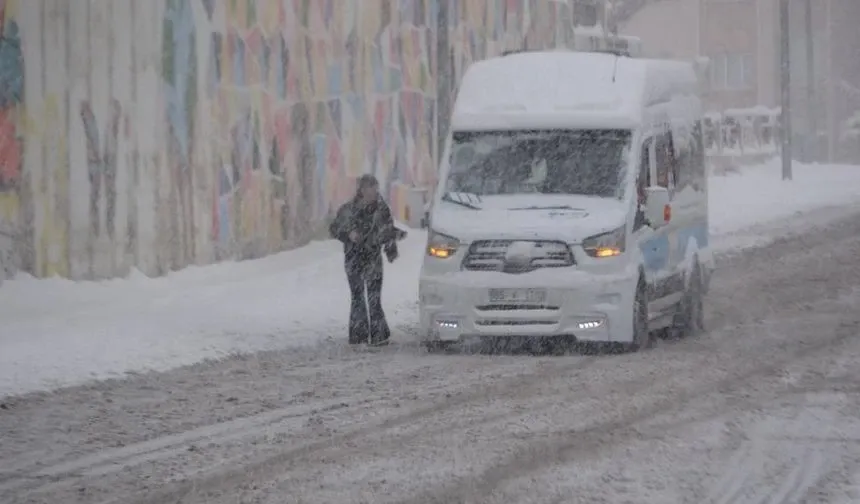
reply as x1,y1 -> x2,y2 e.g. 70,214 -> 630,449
676,132 -> 692,191
638,138 -> 651,195
634,138 -> 652,231
654,131 -> 674,190
676,121 -> 707,192
692,120 -> 706,188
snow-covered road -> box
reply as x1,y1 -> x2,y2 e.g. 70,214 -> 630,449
2,210 -> 860,504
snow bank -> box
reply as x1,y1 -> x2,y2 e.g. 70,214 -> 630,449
710,159 -> 860,236
0,234 -> 427,396
1,160 -> 859,397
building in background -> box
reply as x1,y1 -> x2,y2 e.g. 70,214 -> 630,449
617,0 -> 770,111
617,0 -> 860,163
816,0 -> 860,162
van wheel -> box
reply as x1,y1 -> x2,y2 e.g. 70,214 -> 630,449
625,280 -> 651,352
676,263 -> 705,338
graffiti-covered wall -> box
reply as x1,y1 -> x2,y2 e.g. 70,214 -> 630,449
0,0 -> 25,281
0,0 -> 569,282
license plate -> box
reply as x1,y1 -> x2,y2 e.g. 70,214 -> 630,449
488,288 -> 547,304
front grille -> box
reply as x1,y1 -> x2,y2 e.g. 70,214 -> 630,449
462,240 -> 575,273
475,304 -> 560,311
475,320 -> 556,326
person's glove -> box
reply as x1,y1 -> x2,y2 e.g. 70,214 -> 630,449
384,241 -> 399,263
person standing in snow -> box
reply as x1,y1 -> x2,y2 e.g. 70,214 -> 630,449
329,174 -> 406,346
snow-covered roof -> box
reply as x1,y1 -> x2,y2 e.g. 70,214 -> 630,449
451,50 -> 698,131
575,25 -> 607,39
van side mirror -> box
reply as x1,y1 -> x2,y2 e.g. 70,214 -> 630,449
421,201 -> 432,229
644,186 -> 671,228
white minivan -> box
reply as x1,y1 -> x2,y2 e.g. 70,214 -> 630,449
418,50 -> 714,352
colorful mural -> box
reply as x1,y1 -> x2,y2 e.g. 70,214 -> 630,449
2,0 -> 571,281
191,0 -> 570,261
79,99 -> 121,274
198,0 -> 440,259
0,0 -> 22,281
162,0 -> 199,269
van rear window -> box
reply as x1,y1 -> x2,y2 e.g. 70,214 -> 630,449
447,129 -> 631,199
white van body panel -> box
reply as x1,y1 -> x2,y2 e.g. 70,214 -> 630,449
420,51 -> 711,346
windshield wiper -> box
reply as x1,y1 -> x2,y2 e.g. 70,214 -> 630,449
509,205 -> 581,211
441,192 -> 482,210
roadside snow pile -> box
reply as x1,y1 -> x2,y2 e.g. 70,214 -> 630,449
0,233 -> 427,397
841,111 -> 860,141
1,160 -> 860,396
710,160 -> 860,237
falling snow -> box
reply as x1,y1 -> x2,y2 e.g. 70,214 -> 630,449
3,1 -> 860,502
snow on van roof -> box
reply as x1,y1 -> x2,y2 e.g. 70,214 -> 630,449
452,51 -> 699,131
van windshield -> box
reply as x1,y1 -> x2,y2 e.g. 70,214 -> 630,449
446,129 -> 631,200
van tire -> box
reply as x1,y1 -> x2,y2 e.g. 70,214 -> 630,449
676,263 -> 705,338
625,280 -> 651,352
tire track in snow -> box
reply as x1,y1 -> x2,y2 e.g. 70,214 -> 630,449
704,441 -> 762,504
35,315 -> 860,500
704,443 -> 828,504
0,355 -> 601,499
395,315 -> 859,504
704,381 -> 860,504
763,447 -> 827,504
0,340 -> 523,481
111,310 -> 860,504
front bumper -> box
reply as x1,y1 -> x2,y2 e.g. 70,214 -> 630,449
418,268 -> 638,344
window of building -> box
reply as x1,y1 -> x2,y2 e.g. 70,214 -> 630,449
709,53 -> 754,90
557,1 -> 574,45
573,2 -> 598,27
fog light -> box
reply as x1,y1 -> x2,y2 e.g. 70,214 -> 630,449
436,320 -> 460,329
577,320 -> 604,330
434,314 -> 462,329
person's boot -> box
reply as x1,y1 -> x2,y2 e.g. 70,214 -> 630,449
348,320 -> 369,345
368,325 -> 390,346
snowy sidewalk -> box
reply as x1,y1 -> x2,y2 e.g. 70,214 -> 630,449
1,159 -> 860,397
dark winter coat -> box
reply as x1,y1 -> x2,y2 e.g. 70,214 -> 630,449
329,196 -> 404,269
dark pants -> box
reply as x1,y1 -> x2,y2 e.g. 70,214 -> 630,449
346,257 -> 390,345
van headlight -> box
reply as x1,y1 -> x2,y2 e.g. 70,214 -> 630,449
582,226 -> 626,258
427,230 -> 460,259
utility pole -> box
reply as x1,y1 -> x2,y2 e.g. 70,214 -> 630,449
436,0 -> 449,169
779,0 -> 793,180
825,0 -> 835,162
695,0 -> 702,57
804,0 -> 816,162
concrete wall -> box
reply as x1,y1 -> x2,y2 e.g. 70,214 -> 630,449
0,0 -> 568,282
